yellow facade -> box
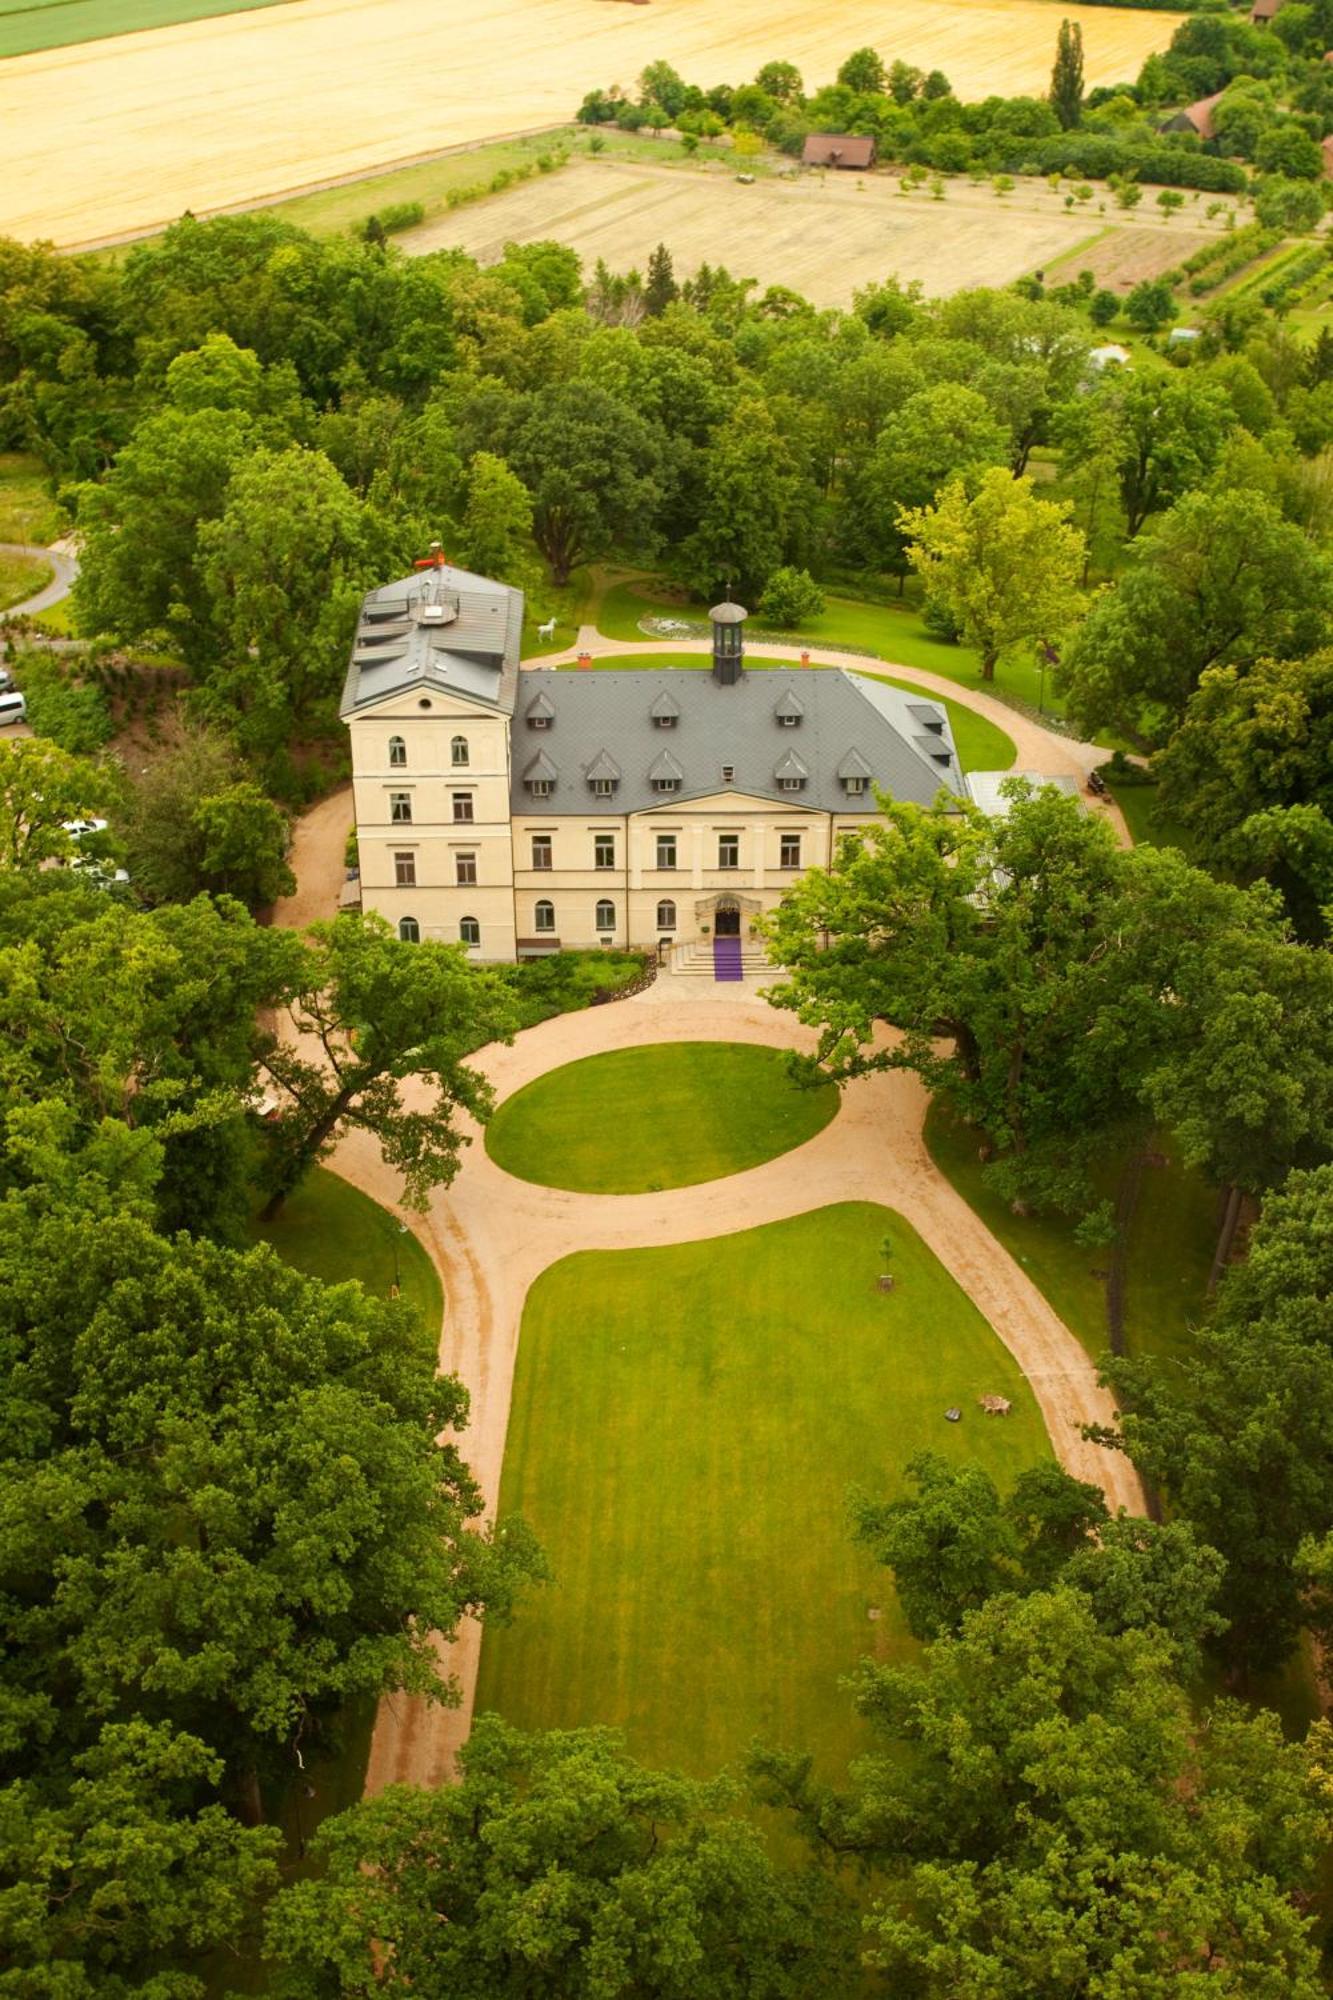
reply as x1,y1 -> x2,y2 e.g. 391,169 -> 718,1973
350,684 -> 886,959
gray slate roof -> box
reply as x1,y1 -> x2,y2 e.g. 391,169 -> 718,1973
510,667 -> 962,815
340,562 -> 525,719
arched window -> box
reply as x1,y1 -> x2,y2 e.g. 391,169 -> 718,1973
595,898 -> 615,931
398,916 -> 420,943
656,899 -> 676,930
451,735 -> 469,767
460,916 -> 480,947
388,735 -> 406,767
534,899 -> 555,933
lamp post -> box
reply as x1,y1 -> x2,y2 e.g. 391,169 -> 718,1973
1038,640 -> 1058,716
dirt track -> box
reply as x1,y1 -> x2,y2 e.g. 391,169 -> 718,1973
0,0 -> 1182,248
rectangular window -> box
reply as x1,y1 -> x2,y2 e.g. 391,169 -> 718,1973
594,834 -> 615,870
394,851 -> 416,887
529,779 -> 553,798
656,834 -> 677,870
451,792 -> 474,824
721,764 -> 735,783
531,835 -> 552,871
390,791 -> 412,825
591,779 -> 615,797
844,776 -> 866,797
718,834 -> 739,870
455,852 -> 477,886
780,833 -> 802,869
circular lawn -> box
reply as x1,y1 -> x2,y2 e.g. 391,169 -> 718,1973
484,1040 -> 838,1193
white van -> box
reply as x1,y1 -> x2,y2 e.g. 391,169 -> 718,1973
0,691 -> 26,727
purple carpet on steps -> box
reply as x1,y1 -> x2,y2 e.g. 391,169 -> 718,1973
713,936 -> 743,982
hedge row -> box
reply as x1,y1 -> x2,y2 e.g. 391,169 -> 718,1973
1024,134 -> 1247,191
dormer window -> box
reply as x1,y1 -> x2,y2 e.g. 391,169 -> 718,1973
774,749 -> 808,793
837,748 -> 874,797
525,690 -> 556,731
648,748 -> 684,795
779,714 -> 799,728
649,689 -> 681,730
585,748 -> 621,799
523,748 -> 558,798
530,715 -> 550,730
656,713 -> 676,729
774,690 -> 804,729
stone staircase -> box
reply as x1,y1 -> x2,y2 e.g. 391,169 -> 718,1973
671,941 -> 774,980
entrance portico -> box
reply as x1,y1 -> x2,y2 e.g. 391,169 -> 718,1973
695,890 -> 762,939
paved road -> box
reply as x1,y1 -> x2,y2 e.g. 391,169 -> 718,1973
0,537 -> 78,618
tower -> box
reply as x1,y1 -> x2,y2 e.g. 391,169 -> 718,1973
709,598 -> 748,685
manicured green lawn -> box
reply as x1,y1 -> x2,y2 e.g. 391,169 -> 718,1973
485,1042 -> 837,1193
252,1165 -> 443,1334
0,0 -> 286,58
1107,777 -> 1198,858
0,550 -> 50,611
476,1202 -> 1050,1779
596,577 -> 1068,718
924,1102 -> 1216,1373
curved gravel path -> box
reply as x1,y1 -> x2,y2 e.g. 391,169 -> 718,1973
270,628 -> 1142,1796
314,988 -> 1143,1796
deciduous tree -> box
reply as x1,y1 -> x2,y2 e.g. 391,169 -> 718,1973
0,737 -> 118,872
257,912 -> 518,1217
124,728 -> 294,910
1060,487 -> 1333,743
266,1716 -> 850,1998
899,467 -> 1084,680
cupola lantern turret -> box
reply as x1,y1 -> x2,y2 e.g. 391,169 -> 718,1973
709,598 -> 748,686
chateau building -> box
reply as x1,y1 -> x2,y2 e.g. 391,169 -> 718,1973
341,556 -> 963,961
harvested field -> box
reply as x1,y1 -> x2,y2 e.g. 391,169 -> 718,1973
0,0 -> 1183,249
406,158 -> 1119,304
1046,217 -> 1232,292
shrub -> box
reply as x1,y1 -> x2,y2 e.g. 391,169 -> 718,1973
758,566 -> 826,626
15,653 -> 113,755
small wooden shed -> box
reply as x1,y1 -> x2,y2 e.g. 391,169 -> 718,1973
802,133 -> 877,170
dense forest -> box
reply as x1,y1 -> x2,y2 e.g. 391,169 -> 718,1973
6,20 -> 1333,1991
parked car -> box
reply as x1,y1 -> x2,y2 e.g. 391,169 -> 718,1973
0,690 -> 27,726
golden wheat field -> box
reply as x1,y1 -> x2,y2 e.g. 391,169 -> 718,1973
0,0 -> 1183,250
